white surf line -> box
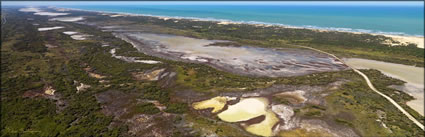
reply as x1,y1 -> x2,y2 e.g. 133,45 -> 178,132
296,45 -> 424,130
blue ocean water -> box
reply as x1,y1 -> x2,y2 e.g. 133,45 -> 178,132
58,3 -> 424,36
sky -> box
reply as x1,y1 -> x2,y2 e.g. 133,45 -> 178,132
2,1 -> 424,6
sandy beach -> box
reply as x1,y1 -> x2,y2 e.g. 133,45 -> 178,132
381,35 -> 424,48
53,6 -> 424,49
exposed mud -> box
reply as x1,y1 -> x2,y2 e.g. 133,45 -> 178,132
104,29 -> 347,77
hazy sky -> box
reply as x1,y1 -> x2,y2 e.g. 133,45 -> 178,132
2,1 -> 424,6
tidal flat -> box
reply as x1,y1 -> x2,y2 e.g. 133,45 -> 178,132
112,32 -> 347,77
2,6 -> 423,137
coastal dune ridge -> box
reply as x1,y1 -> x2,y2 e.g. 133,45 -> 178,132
2,3 -> 424,137
53,6 -> 424,48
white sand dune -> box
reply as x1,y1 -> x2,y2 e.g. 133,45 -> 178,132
382,35 -> 424,49
110,49 -> 161,64
53,8 -> 70,12
50,16 -> 84,22
19,7 -> 42,12
61,7 -> 422,50
19,7 -> 69,16
70,35 -> 91,40
63,31 -> 78,35
38,26 -> 64,31
133,60 -> 162,64
110,14 -> 126,17
34,12 -> 69,16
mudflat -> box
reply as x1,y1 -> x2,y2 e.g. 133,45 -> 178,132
111,32 -> 347,77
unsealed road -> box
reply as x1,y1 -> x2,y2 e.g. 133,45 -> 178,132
297,45 -> 424,130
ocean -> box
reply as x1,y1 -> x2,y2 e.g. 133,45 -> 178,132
49,2 -> 425,36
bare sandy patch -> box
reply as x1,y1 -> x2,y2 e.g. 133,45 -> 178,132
45,44 -> 57,48
380,35 -> 424,49
132,68 -> 166,81
70,34 -> 91,40
88,72 -> 106,79
53,8 -> 71,12
38,26 -> 64,31
44,86 -> 56,95
110,14 -> 126,17
50,16 -> 84,22
19,7 -> 42,12
110,49 -> 161,64
63,31 -> 78,35
76,82 -> 91,93
34,12 -> 69,16
134,60 -> 161,64
19,7 -> 69,16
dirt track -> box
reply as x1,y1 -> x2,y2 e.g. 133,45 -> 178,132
296,45 -> 424,130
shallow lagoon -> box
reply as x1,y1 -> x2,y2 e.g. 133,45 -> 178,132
217,97 -> 269,122
192,96 -> 235,113
116,33 -> 347,77
245,110 -> 279,136
194,97 -> 280,136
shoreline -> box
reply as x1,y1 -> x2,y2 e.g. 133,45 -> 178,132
52,7 -> 424,38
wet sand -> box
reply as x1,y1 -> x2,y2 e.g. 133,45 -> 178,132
344,58 -> 424,116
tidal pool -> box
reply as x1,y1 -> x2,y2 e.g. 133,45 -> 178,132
217,97 -> 269,122
192,96 -> 235,113
344,58 -> 424,116
114,32 -> 347,77
193,97 -> 282,136
245,110 -> 280,136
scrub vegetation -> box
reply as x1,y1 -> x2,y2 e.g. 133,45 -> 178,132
1,7 -> 423,137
